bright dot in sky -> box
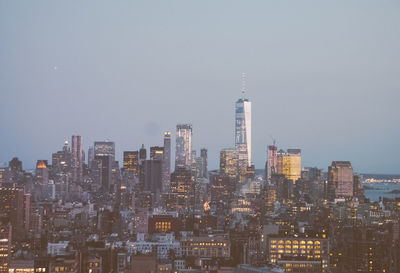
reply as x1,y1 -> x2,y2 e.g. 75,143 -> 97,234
53,66 -> 58,70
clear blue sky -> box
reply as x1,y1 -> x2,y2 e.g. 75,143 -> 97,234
0,0 -> 399,173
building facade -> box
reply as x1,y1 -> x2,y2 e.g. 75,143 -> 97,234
328,161 -> 354,199
71,135 -> 82,183
220,148 -> 239,183
162,131 -> 171,192
235,98 -> 251,179
276,149 -> 301,183
175,124 -> 192,170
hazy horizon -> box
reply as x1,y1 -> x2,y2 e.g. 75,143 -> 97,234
1,0 -> 399,173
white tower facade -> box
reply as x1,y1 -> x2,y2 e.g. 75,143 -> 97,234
235,98 -> 252,175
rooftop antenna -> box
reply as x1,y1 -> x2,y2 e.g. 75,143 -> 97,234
241,72 -> 247,99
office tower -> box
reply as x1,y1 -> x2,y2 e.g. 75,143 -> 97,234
265,145 -> 278,183
8,157 -> 22,182
138,144 -> 147,190
139,144 -> 147,164
150,146 -> 164,161
52,141 -> 72,174
220,148 -> 239,183
0,168 -> 10,185
328,161 -> 354,199
210,174 -> 233,205
353,174 -> 364,199
94,155 -> 113,192
162,131 -> 171,192
175,124 -> 192,170
123,151 -> 139,177
192,157 -> 204,180
302,167 -> 322,182
200,149 -> 208,178
8,157 -> 22,172
94,141 -> 115,161
0,222 -> 11,273
143,160 -> 162,195
191,150 -> 197,171
235,97 -> 251,178
71,135 -> 83,182
0,186 -> 29,239
276,149 -> 301,182
263,184 -> 277,216
170,167 -> 194,212
35,160 -> 48,185
87,146 -> 94,169
272,173 -> 293,203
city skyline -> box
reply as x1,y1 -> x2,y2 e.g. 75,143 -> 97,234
0,100 -> 399,174
1,1 -> 399,174
1,2 -> 400,272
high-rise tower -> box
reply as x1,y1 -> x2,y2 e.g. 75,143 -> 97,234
71,135 -> 82,183
200,148 -> 208,178
328,161 -> 354,200
220,148 -> 239,183
94,141 -> 115,161
235,95 -> 251,177
276,149 -> 301,183
175,124 -> 192,170
123,151 -> 139,177
162,131 -> 171,192
0,222 -> 11,273
265,145 -> 278,183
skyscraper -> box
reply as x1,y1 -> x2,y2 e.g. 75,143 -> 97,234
150,146 -> 164,161
87,146 -> 94,169
143,160 -> 162,195
94,141 -> 115,161
162,131 -> 171,192
328,161 -> 354,199
0,186 -> 29,239
139,144 -> 147,164
71,135 -> 82,182
0,222 -> 11,273
35,160 -> 49,185
200,148 -> 208,178
94,155 -> 113,192
8,157 -> 22,182
123,151 -> 139,177
52,141 -> 72,174
265,145 -> 278,183
276,149 -> 301,183
235,97 -> 251,177
175,124 -> 192,170
170,167 -> 194,212
220,148 -> 239,183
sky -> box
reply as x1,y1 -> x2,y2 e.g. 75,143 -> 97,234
0,0 -> 399,174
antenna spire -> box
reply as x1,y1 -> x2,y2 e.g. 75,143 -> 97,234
241,72 -> 247,99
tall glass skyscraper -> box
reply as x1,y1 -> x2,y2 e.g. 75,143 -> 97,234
175,124 -> 192,170
235,98 -> 251,176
